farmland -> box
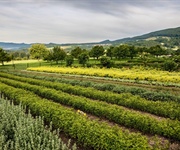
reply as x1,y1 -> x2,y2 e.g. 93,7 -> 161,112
0,66 -> 179,150
0,97 -> 76,150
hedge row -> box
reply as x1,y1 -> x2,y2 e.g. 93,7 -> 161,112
0,72 -> 180,120
0,82 -> 157,150
0,98 -> 76,150
0,77 -> 180,141
7,71 -> 180,103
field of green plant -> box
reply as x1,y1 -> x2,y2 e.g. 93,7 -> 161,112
0,69 -> 180,149
0,96 -> 76,150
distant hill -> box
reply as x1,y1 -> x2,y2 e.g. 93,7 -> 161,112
110,26 -> 180,49
1,26 -> 180,51
0,42 -> 30,50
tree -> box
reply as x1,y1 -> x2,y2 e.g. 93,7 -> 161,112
136,47 -> 149,54
100,56 -> 113,68
113,45 -> 129,59
149,45 -> 166,57
78,52 -> 89,66
29,44 -> 48,60
90,45 -> 104,60
140,52 -> 150,67
71,47 -> 82,58
106,46 -> 114,59
0,48 -> 11,65
120,45 -> 130,58
51,46 -> 67,64
66,55 -> 74,66
174,49 -> 180,56
43,50 -> 54,62
162,60 -> 178,72
128,45 -> 137,59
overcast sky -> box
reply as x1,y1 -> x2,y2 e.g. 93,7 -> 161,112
0,0 -> 180,44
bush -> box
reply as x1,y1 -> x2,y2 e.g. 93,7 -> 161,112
162,60 -> 178,72
66,55 -> 74,66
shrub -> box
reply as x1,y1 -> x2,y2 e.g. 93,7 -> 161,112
100,56 -> 113,68
162,60 -> 178,72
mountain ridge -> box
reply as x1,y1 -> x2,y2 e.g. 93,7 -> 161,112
1,26 -> 180,50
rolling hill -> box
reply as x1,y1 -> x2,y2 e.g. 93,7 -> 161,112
1,26 -> 180,51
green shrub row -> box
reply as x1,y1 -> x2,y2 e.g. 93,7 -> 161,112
0,72 -> 180,120
0,77 -> 180,141
0,83 -> 156,150
8,71 -> 180,103
0,98 -> 76,150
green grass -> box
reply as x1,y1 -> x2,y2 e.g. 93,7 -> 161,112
0,60 -> 65,71
0,57 -> 159,72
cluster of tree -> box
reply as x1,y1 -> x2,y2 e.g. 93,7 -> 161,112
44,46 -> 67,64
11,50 -> 29,60
0,48 -> 11,65
29,44 -> 90,67
28,43 -> 180,71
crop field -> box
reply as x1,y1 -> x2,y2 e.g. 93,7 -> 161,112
0,97 -> 76,150
27,66 -> 180,84
0,67 -> 180,149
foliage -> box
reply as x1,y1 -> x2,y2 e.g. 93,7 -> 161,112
70,47 -> 82,58
66,55 -> 74,66
106,46 -> 114,59
0,98 -> 76,150
43,50 -> 54,62
29,44 -> 48,60
90,45 -> 104,60
27,66 -> 180,83
174,49 -> 180,55
78,52 -> 89,66
0,74 -> 179,143
148,45 -> 166,56
0,82 -> 155,150
100,56 -> 113,68
2,73 -> 180,120
52,46 -> 67,64
0,48 -> 11,65
113,45 -> 130,59
14,70 -> 180,103
128,45 -> 137,59
11,50 -> 29,60
162,60 -> 178,72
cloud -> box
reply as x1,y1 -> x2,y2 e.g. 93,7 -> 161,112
0,0 -> 180,43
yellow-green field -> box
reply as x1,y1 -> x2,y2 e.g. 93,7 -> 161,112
27,66 -> 180,84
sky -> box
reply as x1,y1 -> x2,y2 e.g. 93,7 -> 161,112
0,0 -> 180,44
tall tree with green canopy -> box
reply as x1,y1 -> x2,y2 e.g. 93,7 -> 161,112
90,45 -> 104,60
66,55 -> 74,66
52,46 -> 67,64
128,45 -> 137,59
106,46 -> 114,59
78,52 -> 89,67
71,47 -> 82,58
29,44 -> 48,60
113,45 -> 129,59
149,45 -> 166,57
0,48 -> 11,65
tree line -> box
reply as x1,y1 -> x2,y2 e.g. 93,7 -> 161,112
0,43 -> 180,71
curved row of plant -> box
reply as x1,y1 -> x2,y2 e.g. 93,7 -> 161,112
1,72 -> 180,120
0,77 -> 180,141
27,66 -> 180,84
0,83 -> 159,150
0,98 -> 76,150
8,71 -> 180,102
